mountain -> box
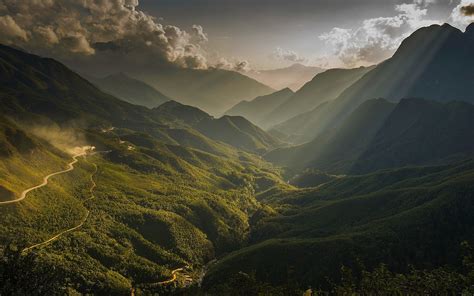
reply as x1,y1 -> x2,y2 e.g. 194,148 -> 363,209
0,44 -> 162,128
131,67 -> 274,115
154,101 -> 282,153
265,98 -> 474,175
224,88 -> 294,128
350,98 -> 474,174
0,44 -> 288,294
204,160 -> 474,291
0,44 -> 280,154
89,72 -> 171,108
243,63 -> 324,91
262,66 -> 374,130
266,98 -> 396,171
273,23 -> 474,143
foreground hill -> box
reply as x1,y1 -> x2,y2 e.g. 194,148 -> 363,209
0,44 -> 288,294
224,88 -> 294,128
266,98 -> 474,175
204,160 -> 474,291
89,73 -> 171,108
243,63 -> 324,91
132,67 -> 274,115
272,23 -> 474,142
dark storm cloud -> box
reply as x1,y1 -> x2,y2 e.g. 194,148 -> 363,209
461,4 -> 474,16
0,0 -> 209,69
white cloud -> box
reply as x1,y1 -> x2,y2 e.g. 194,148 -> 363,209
319,2 -> 439,66
0,0 -> 209,69
0,15 -> 27,42
214,57 -> 252,72
450,0 -> 474,29
271,47 -> 307,63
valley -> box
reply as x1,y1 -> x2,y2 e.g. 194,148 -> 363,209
0,2 -> 473,294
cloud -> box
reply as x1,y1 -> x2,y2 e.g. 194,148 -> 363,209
0,15 -> 27,42
319,2 -> 439,66
461,4 -> 474,16
0,0 -> 209,69
191,25 -> 208,43
450,1 -> 474,29
214,57 -> 252,72
234,60 -> 251,72
271,47 -> 307,63
413,0 -> 437,7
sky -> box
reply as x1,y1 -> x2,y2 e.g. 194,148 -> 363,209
138,0 -> 473,69
0,0 -> 473,72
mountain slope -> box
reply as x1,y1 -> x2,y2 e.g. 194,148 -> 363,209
265,98 -> 474,175
263,66 -> 374,129
133,68 -> 274,115
274,23 -> 474,142
154,101 -> 282,153
90,73 -> 171,108
224,88 -> 294,128
204,160 -> 474,290
350,98 -> 474,174
243,63 -> 324,91
0,44 -> 288,294
0,44 -> 160,128
265,98 -> 396,171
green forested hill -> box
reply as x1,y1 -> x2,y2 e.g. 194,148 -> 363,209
0,44 -> 288,294
204,160 -> 474,291
1,21 -> 474,295
154,101 -> 283,153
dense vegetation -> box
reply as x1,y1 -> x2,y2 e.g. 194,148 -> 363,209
204,160 -> 474,292
1,22 -> 474,296
0,44 -> 287,294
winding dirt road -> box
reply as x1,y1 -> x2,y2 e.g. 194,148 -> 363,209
157,268 -> 184,285
0,152 -> 87,205
21,158 -> 98,253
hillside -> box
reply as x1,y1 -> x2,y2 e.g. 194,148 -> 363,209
266,98 -> 396,171
89,73 -> 171,108
224,88 -> 294,128
265,98 -> 474,175
272,23 -> 474,142
154,101 -> 283,153
1,21 -> 474,296
243,63 -> 324,91
132,68 -> 274,115
0,44 -> 160,128
350,98 -> 474,174
204,160 -> 474,291
0,44 -> 289,294
262,66 -> 374,130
